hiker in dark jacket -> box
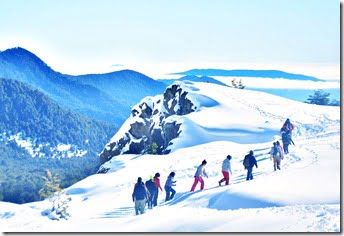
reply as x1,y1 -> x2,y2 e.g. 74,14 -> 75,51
132,177 -> 149,215
145,176 -> 157,209
281,127 -> 291,154
243,150 -> 258,181
164,172 -> 176,201
153,172 -> 163,207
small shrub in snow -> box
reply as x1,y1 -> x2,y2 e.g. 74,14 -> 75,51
231,78 -> 245,89
144,142 -> 159,154
41,190 -> 72,220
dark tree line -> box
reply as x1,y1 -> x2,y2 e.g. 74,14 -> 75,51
0,140 -> 100,203
0,78 -> 119,203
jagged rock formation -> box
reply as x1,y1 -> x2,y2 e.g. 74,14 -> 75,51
99,83 -> 197,163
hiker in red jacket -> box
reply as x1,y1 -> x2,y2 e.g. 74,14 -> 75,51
153,172 -> 163,207
281,118 -> 294,135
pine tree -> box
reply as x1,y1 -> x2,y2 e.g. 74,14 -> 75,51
305,90 -> 330,105
38,170 -> 61,200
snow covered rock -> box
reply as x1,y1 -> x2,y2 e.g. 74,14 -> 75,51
99,82 -> 198,163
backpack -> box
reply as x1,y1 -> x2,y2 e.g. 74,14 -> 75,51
133,183 -> 147,200
243,155 -> 250,167
273,145 -> 279,157
145,180 -> 157,194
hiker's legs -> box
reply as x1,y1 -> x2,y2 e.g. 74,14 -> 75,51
170,188 -> 176,200
153,190 -> 159,206
134,201 -> 140,215
199,176 -> 205,190
246,167 -> 252,180
190,177 -> 200,192
277,158 -> 281,170
138,200 -> 146,214
283,143 -> 288,153
165,186 -> 171,201
222,170 -> 230,185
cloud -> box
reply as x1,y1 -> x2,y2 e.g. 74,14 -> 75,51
111,64 -> 124,67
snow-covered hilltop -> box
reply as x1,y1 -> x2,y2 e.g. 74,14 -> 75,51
1,81 -> 340,232
100,81 -> 338,163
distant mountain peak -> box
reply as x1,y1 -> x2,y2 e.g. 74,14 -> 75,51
172,69 -> 322,82
1,47 -> 39,58
0,46 -> 52,72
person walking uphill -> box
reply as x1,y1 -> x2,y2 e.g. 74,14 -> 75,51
190,160 -> 209,192
153,172 -> 163,207
281,118 -> 294,136
132,177 -> 149,215
281,127 -> 291,154
270,142 -> 282,171
219,155 -> 232,186
243,150 -> 258,181
164,172 -> 176,201
145,176 -> 157,209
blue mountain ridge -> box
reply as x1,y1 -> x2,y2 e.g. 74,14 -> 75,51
157,75 -> 228,87
0,47 -> 167,125
172,69 -> 322,82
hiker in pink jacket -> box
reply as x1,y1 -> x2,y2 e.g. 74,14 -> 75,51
190,160 -> 208,192
276,141 -> 284,159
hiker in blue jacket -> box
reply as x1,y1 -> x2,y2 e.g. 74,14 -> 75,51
243,150 -> 258,181
269,142 -> 282,171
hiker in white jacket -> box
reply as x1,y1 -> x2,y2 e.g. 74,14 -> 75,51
190,160 -> 208,192
219,155 -> 232,186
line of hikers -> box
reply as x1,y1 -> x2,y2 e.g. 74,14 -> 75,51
268,118 -> 295,171
132,119 -> 295,215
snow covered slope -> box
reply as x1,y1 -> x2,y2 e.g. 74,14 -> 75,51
1,81 -> 340,232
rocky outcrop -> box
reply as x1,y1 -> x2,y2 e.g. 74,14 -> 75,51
99,83 -> 197,163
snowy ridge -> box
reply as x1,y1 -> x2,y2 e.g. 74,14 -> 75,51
1,81 -> 340,232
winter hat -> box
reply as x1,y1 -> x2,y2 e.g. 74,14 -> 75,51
154,172 -> 160,178
276,141 -> 280,145
227,155 -> 232,160
137,177 -> 142,183
170,172 -> 175,177
150,175 -> 153,180
249,150 -> 254,155
202,160 -> 207,165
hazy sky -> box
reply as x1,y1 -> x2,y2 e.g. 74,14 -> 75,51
0,0 -> 340,78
